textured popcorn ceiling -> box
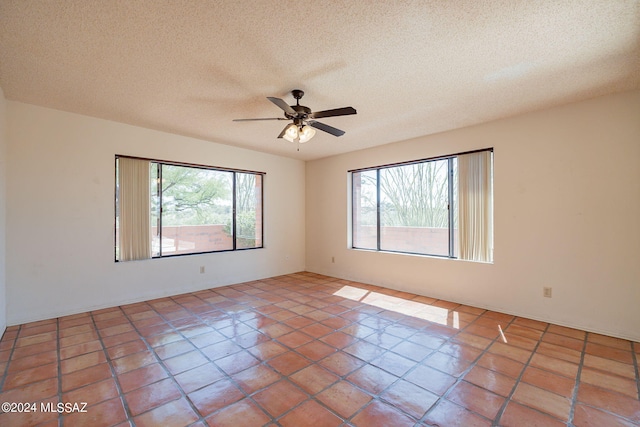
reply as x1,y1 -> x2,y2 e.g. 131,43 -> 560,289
1,1 -> 639,160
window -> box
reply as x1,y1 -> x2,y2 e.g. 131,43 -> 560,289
351,149 -> 493,262
115,156 -> 263,261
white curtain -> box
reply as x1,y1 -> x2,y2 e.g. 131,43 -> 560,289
458,151 -> 493,262
118,157 -> 151,261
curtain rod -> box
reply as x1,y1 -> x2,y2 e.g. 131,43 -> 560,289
115,154 -> 266,175
347,147 -> 493,173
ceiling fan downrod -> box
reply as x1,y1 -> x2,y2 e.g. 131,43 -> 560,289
291,89 -> 304,104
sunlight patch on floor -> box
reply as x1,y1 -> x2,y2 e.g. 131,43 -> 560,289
333,285 -> 461,329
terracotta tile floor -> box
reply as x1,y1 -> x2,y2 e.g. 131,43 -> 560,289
0,272 -> 639,426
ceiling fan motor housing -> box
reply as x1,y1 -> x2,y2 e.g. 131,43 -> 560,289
287,90 -> 310,120
287,105 -> 311,120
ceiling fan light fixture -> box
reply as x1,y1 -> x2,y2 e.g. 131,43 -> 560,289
282,124 -> 299,142
298,125 -> 316,143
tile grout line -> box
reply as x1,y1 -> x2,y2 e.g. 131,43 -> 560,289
137,291 -> 284,424
373,327 -> 458,421
56,318 -> 63,427
275,283 -> 387,425
491,322 -> 552,427
306,311 -> 411,424
566,329 -> 589,426
322,302 -> 473,424
4,273 -> 639,427
194,289 -> 304,425
117,302 -> 212,425
1,288 -> 343,426
631,341 -> 640,401
259,278 -> 427,424
567,337 -> 639,426
88,308 -> 136,426
414,314 -> 517,425
233,278 -> 375,424
0,324 -> 21,392
62,280 -> 480,425
252,282 -> 359,425
311,292 -> 427,424
336,301 -> 505,424
186,282 -> 327,423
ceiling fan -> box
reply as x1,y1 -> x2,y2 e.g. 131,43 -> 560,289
233,90 -> 357,143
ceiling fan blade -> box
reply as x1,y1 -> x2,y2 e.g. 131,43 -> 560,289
267,97 -> 297,115
277,124 -> 292,139
308,120 -> 345,137
310,106 -> 357,119
233,118 -> 286,122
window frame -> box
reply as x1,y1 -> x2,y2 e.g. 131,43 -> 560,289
115,155 -> 265,261
349,148 -> 492,259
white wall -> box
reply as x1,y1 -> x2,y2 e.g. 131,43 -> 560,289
6,102 -> 306,325
306,90 -> 640,342
0,88 -> 7,336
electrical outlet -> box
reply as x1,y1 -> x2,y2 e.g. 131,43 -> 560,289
200,266 -> 205,274
543,287 -> 552,298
